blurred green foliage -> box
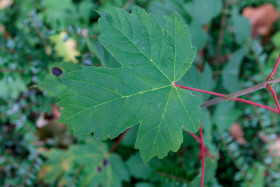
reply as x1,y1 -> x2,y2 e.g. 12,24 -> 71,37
1,0 -> 280,186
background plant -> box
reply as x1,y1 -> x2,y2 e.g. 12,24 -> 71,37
1,0 -> 280,186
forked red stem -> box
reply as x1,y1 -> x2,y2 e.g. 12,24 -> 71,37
266,85 -> 280,114
176,55 -> 280,187
174,83 -> 279,114
199,123 -> 205,187
265,55 -> 280,114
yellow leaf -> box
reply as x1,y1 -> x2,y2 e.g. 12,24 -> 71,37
50,32 -> 80,63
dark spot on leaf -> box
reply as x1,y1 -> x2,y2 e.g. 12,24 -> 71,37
97,166 -> 102,173
51,67 -> 63,77
103,159 -> 109,166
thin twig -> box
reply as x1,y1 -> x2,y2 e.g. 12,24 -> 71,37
214,0 -> 228,65
174,83 -> 278,113
227,0 -> 241,5
0,101 -> 40,119
155,171 -> 190,184
247,40 -> 265,77
27,14 -> 48,51
123,0 -> 134,10
202,55 -> 280,108
0,68 -> 24,74
70,166 -> 84,187
109,129 -> 129,153
219,134 -> 247,178
201,77 -> 280,107
20,152 -> 39,187
198,50 -> 204,73
0,45 -> 16,53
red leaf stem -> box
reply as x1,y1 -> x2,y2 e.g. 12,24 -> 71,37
174,84 -> 279,114
174,84 -> 225,97
199,123 -> 205,187
266,85 -> 280,114
265,55 -> 280,114
234,97 -> 278,113
186,131 -> 213,158
187,131 -> 201,143
266,54 -> 280,81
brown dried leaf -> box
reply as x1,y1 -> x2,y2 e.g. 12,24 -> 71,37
0,25 -> 5,33
229,123 -> 246,145
242,4 -> 279,36
51,104 -> 62,121
268,138 -> 280,157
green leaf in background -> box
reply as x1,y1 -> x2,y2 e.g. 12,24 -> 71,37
41,0 -> 94,27
135,182 -> 154,187
178,63 -> 216,101
272,31 -> 280,48
76,0 -> 96,25
268,32 -> 280,76
41,0 -> 75,27
121,124 -> 138,147
189,21 -> 207,50
213,102 -> 242,134
148,0 -> 186,16
222,47 -> 247,93
189,158 -> 218,186
0,74 -> 26,99
98,0 -> 128,13
232,7 -> 251,44
39,139 -> 129,187
201,108 -> 216,153
246,164 -> 265,187
126,153 -> 153,180
88,40 -> 121,68
58,7 -> 202,162
185,0 -> 222,24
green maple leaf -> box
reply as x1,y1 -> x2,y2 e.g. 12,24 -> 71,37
39,140 -> 129,187
41,0 -> 75,27
58,7 -> 202,162
126,153 -> 153,180
185,0 -> 222,25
